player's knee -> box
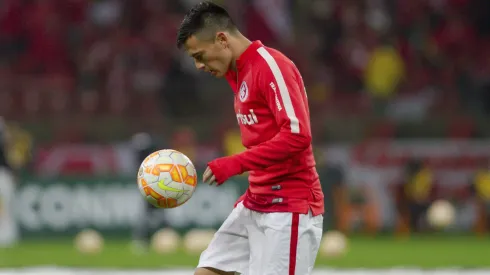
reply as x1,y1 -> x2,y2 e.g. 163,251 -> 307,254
194,267 -> 235,275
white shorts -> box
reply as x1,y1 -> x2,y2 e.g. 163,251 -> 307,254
197,202 -> 323,275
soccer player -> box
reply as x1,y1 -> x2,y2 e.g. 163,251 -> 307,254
130,132 -> 160,253
177,2 -> 324,275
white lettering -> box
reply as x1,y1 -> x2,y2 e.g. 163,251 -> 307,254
105,183 -> 142,226
15,180 -> 237,232
258,47 -> 300,133
92,185 -> 113,228
165,184 -> 238,228
71,185 -> 94,228
15,182 -> 144,232
269,82 -> 282,111
236,109 -> 259,125
39,184 -> 72,231
15,184 -> 42,230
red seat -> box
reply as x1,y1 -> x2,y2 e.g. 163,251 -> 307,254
447,117 -> 475,139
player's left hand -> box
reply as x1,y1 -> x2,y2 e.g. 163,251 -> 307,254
206,156 -> 243,186
203,166 -> 216,185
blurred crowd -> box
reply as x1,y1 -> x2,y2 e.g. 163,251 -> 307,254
304,0 -> 490,118
323,156 -> 490,235
0,0 -> 490,143
2,0 -> 490,237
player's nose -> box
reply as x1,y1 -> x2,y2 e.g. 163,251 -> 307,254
194,60 -> 205,71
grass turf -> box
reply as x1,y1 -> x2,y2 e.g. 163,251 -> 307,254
0,235 -> 488,269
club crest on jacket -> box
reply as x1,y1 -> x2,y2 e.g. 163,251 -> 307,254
239,81 -> 249,102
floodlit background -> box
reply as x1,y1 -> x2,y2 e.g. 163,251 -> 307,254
1,0 -> 490,274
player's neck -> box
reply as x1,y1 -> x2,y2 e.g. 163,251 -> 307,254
230,34 -> 252,72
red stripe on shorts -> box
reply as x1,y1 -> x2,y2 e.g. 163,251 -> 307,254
289,213 -> 300,275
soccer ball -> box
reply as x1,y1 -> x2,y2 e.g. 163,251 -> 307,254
427,200 -> 455,229
137,149 -> 198,208
151,228 -> 181,254
74,229 -> 104,254
320,231 -> 347,258
183,229 -> 216,254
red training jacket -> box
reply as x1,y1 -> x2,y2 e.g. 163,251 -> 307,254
208,41 -> 324,216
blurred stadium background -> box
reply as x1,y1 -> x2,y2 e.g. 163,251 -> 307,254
1,0 -> 490,274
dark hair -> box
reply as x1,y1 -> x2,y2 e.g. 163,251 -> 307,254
406,158 -> 423,176
176,1 -> 236,49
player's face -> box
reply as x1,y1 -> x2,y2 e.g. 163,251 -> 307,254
185,33 -> 232,78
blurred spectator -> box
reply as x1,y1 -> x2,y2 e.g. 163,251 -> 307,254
159,55 -> 201,118
319,164 -> 346,231
4,122 -> 32,172
131,132 -> 163,254
223,128 -> 245,156
469,160 -> 490,234
170,126 -> 218,171
0,118 -> 11,173
319,161 -> 378,235
364,36 -> 405,115
1,0 -> 490,144
393,158 -> 440,234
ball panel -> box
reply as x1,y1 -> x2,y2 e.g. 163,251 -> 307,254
137,167 -> 144,178
155,155 -> 173,164
142,151 -> 160,167
143,186 -> 153,196
152,164 -> 173,176
137,178 -> 150,197
177,165 -> 188,180
157,197 -> 178,208
169,165 -> 183,182
137,186 -> 146,198
152,179 -> 185,200
177,194 -> 191,205
169,151 -> 189,165
148,187 -> 163,200
142,169 -> 159,186
181,182 -> 195,193
146,195 -> 159,207
184,175 -> 197,186
185,163 -> 197,177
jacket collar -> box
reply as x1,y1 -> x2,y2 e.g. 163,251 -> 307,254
235,40 -> 263,70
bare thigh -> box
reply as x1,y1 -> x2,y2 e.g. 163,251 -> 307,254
195,267 -> 237,275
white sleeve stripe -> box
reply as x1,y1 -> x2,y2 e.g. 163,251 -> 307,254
257,47 -> 300,134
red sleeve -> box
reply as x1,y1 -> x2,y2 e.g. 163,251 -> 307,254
209,55 -> 312,184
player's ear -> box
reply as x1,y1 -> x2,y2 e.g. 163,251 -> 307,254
216,32 -> 228,48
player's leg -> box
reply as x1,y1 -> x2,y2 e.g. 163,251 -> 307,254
249,211 -> 323,275
195,267 -> 237,275
131,199 -> 157,253
485,202 -> 490,230
196,202 -> 251,275
410,202 -> 429,232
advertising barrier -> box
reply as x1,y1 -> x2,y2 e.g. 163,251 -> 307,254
14,176 -> 246,238
13,139 -> 490,237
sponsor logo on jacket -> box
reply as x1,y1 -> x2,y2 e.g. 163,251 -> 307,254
236,109 -> 258,125
269,82 -> 282,111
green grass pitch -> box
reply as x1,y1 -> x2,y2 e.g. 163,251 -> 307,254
0,235 -> 489,269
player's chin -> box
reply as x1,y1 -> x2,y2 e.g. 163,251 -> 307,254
211,71 -> 224,78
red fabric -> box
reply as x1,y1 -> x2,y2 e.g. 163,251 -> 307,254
21,1 -> 70,73
209,41 -> 324,215
289,213 -> 300,275
244,5 -> 277,46
0,1 -> 24,38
